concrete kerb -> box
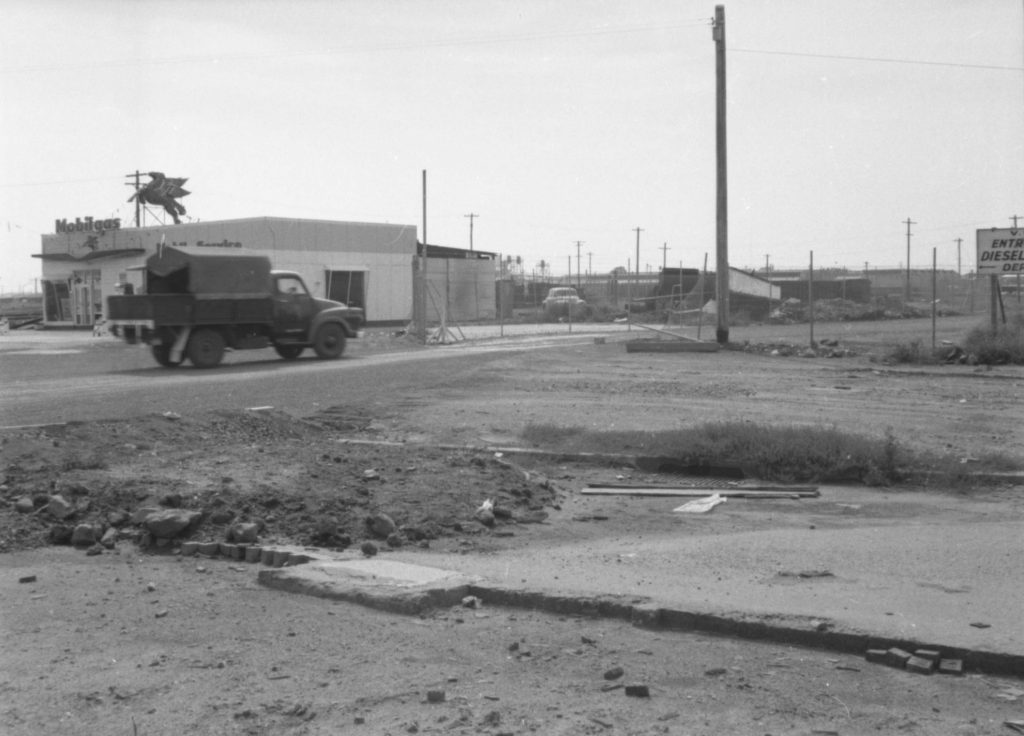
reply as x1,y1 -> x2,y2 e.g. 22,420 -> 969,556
256,558 -> 481,615
464,581 -> 1024,679
251,554 -> 1024,679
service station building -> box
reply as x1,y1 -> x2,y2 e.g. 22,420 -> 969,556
35,216 -> 419,328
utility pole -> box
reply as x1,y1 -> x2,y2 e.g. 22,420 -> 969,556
573,240 -> 584,289
764,254 -> 770,272
713,5 -> 730,344
1011,214 -> 1021,227
660,242 -> 670,271
464,213 -> 479,251
955,238 -> 962,276
125,171 -> 143,227
633,227 -> 643,279
587,251 -> 593,276
903,217 -> 916,303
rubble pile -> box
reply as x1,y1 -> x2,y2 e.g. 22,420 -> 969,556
0,410 -> 560,555
769,298 -> 930,325
740,337 -> 856,359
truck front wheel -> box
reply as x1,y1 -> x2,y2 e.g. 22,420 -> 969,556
151,344 -> 183,368
187,328 -> 226,368
313,323 -> 346,359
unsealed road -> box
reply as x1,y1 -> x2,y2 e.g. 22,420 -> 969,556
0,332 -> 546,428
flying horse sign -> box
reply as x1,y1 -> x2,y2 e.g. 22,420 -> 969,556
128,171 -> 191,224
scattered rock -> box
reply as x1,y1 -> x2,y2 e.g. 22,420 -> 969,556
14,497 -> 34,514
603,666 -> 624,681
130,507 -> 162,525
624,684 -> 650,697
461,595 -> 482,609
48,524 -> 74,544
229,522 -> 259,544
144,509 -> 202,539
100,528 -> 118,549
46,495 -> 74,520
360,541 -> 379,557
426,690 -> 445,703
208,509 -> 235,525
366,513 -> 397,538
18,575 -> 37,584
492,505 -> 513,519
106,510 -> 130,527
938,659 -> 964,676
71,523 -> 99,546
475,508 -> 496,527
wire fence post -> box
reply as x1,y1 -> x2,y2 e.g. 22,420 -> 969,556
931,247 -> 937,352
808,250 -> 815,347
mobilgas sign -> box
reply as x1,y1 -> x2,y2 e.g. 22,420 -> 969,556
976,228 -> 1024,274
55,216 -> 122,234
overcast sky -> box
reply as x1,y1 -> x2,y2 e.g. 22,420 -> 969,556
2,0 -> 1022,293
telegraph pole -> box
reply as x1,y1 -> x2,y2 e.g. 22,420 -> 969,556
955,238 -> 962,276
713,5 -> 730,344
125,171 -> 143,227
903,217 -> 916,303
660,242 -> 670,270
633,227 -> 643,279
1014,216 -> 1023,303
464,213 -> 479,251
574,240 -> 584,289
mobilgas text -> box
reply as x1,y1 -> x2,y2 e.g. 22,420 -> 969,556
55,217 -> 122,234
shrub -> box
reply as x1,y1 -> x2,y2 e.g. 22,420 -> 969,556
882,339 -> 941,365
962,312 -> 1024,365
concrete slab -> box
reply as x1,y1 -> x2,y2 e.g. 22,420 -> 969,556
257,558 -> 480,614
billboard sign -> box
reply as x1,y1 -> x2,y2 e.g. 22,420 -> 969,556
976,228 -> 1024,274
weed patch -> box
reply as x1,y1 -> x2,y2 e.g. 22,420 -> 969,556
523,422 -> 910,485
522,422 -> 1022,488
962,312 -> 1024,365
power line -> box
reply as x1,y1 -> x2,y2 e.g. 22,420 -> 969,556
733,47 -> 1023,72
0,176 -> 122,188
0,21 -> 712,75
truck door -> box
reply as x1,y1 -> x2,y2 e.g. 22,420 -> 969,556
272,274 -> 317,336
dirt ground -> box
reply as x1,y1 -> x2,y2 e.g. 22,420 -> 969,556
2,321 -> 1024,734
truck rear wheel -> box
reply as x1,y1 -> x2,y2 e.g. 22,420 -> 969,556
151,344 -> 183,367
186,328 -> 226,368
313,323 -> 346,359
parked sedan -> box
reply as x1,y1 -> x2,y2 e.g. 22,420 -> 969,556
542,287 -> 587,319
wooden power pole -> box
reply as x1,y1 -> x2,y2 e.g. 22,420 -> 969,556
713,5 -> 730,344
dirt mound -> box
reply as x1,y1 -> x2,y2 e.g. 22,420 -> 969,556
0,409 -> 560,554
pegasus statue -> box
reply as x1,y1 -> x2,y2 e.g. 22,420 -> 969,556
128,172 -> 190,224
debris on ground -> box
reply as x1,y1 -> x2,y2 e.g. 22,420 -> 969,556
672,493 -> 726,514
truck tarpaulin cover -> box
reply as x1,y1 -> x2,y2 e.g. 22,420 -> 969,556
146,246 -> 272,296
